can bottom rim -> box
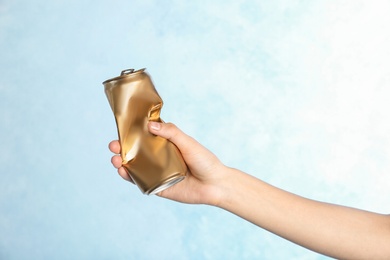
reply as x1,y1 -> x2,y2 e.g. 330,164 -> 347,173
146,175 -> 185,196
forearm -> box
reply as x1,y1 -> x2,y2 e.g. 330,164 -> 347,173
214,167 -> 390,259
142,122 -> 390,258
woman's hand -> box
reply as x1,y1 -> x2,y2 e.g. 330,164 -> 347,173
109,121 -> 228,205
109,121 -> 390,259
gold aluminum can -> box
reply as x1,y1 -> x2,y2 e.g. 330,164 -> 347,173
103,68 -> 187,195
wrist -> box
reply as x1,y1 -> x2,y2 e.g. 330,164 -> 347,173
206,166 -> 242,208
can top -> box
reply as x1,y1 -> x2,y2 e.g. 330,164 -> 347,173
102,68 -> 146,84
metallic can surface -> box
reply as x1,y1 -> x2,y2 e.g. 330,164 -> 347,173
103,68 -> 187,195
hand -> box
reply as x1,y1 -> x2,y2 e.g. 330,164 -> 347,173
109,123 -> 390,259
109,122 -> 228,205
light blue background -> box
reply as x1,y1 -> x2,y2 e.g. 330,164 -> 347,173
1,1 -> 389,259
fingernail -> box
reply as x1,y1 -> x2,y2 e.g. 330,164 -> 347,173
149,121 -> 161,131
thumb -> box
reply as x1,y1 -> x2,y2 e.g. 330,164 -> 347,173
147,122 -> 197,154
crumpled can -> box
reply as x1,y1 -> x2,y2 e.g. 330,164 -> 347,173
103,68 -> 187,195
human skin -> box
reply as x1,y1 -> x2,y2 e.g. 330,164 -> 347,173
109,121 -> 390,259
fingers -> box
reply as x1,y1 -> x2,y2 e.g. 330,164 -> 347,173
109,140 -> 134,183
109,140 -> 121,154
111,154 -> 122,168
118,167 -> 133,182
110,122 -> 198,184
111,154 -> 133,182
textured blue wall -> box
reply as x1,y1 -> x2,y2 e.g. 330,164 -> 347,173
1,1 -> 389,259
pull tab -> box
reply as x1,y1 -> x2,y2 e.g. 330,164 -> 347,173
121,69 -> 135,75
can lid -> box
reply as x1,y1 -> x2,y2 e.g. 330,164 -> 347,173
102,68 -> 146,84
